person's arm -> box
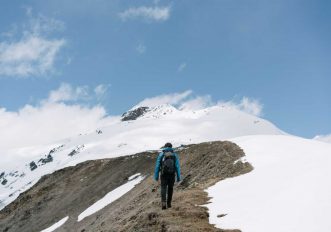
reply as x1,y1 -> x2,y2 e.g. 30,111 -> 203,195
174,153 -> 181,182
154,153 -> 163,181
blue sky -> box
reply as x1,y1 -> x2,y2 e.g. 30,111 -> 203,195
0,0 -> 330,140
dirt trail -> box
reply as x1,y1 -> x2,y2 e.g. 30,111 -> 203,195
0,141 -> 252,232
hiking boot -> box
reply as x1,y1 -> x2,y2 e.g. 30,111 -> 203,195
162,202 -> 167,210
167,202 -> 171,208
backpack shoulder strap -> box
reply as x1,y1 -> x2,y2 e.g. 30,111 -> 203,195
159,152 -> 165,165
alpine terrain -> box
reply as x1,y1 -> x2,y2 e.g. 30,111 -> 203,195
0,103 -> 330,232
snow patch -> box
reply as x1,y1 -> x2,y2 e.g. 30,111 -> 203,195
40,216 -> 69,232
128,173 -> 141,181
77,174 -> 144,222
233,157 -> 247,165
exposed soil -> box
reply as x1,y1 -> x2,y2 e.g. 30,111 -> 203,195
0,141 -> 252,232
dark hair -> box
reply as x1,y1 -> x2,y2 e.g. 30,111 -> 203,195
164,142 -> 172,148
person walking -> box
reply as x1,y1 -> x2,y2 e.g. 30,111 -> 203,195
154,142 -> 181,210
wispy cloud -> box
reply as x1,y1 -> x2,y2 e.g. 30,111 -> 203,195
134,90 -> 192,109
1,24 -> 18,38
179,95 -> 213,111
46,82 -> 110,104
94,84 -> 110,100
119,6 -> 170,22
219,97 -> 263,117
136,43 -> 146,54
0,9 -> 66,78
135,91 -> 263,116
177,62 -> 187,72
237,97 -> 263,116
0,37 -> 65,77
47,83 -> 90,103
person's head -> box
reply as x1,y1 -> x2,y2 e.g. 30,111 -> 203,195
164,142 -> 172,148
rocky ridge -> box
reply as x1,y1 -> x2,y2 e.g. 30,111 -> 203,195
0,141 -> 252,232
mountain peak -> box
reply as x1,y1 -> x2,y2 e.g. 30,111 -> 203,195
121,107 -> 150,121
122,104 -> 178,121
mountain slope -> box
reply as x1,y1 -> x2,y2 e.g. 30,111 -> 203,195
0,141 -> 252,232
1,104 -> 330,232
207,135 -> 331,232
0,104 -> 283,210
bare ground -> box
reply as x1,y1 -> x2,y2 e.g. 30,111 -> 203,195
0,141 -> 252,232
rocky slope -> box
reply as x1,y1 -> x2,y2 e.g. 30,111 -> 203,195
0,141 -> 252,232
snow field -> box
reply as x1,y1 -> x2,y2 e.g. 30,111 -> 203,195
206,135 -> 331,232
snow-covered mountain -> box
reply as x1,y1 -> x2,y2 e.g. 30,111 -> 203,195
0,103 -> 284,210
1,103 -> 330,232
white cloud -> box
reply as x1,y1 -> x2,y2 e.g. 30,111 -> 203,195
179,95 -> 213,111
94,84 -> 110,99
177,62 -> 187,72
0,85 -> 263,150
0,83 -> 113,150
46,82 -> 110,104
134,90 -> 192,109
219,97 -> 263,117
135,91 -> 263,116
238,97 -> 263,116
0,10 -> 66,77
47,83 -> 89,103
0,36 -> 65,77
136,43 -> 146,54
22,7 -> 65,36
119,6 -> 170,22
0,103 -> 112,150
313,134 -> 331,144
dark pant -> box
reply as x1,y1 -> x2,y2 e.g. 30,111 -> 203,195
161,174 -> 175,204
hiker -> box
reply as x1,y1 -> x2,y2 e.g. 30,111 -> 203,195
154,142 -> 181,210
